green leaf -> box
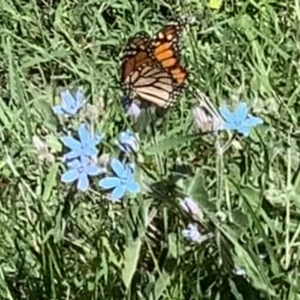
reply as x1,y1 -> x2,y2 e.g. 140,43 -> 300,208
144,135 -> 195,155
187,169 -> 215,211
239,185 -> 261,210
152,271 -> 171,300
208,0 -> 223,10
36,100 -> 59,132
46,134 -> 62,153
229,279 -> 244,300
231,209 -> 250,230
122,237 -> 142,290
168,233 -> 184,258
42,163 -> 59,201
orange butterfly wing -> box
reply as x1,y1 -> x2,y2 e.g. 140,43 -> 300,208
121,33 -> 153,84
121,19 -> 190,108
151,22 -> 188,88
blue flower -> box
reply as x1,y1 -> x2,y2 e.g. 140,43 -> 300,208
182,224 -> 202,242
115,129 -> 139,154
219,102 -> 263,136
182,224 -> 213,244
179,197 -> 203,221
61,123 -> 104,161
121,96 -> 141,120
61,156 -> 104,191
99,158 -> 140,201
53,87 -> 85,116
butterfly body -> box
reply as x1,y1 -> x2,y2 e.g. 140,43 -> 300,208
121,18 -> 191,108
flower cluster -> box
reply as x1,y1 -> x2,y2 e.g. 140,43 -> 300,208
53,87 -> 264,241
192,95 -> 263,137
60,123 -> 104,191
124,91 -> 263,138
53,88 -> 140,201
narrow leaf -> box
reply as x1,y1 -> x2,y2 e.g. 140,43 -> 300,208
122,238 -> 142,290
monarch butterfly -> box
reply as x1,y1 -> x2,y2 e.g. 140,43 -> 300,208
121,16 -> 194,109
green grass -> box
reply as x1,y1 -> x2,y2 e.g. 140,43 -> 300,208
1,0 -> 300,299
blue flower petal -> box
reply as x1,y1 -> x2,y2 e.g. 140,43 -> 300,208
117,130 -> 139,154
115,141 -> 126,152
67,159 -> 81,169
78,124 -> 90,145
234,103 -> 248,121
61,136 -> 81,150
80,156 -> 90,166
52,105 -> 64,115
77,173 -> 89,191
127,102 -> 141,120
182,228 -> 192,239
237,126 -> 251,136
54,88 -> 85,117
61,125 -> 103,161
126,180 -> 140,193
182,224 -> 201,242
219,103 -> 262,136
61,169 -> 79,183
126,163 -> 135,172
99,177 -> 120,189
220,122 -> 238,131
61,90 -> 76,109
111,158 -> 126,178
111,185 -> 126,201
85,164 -> 103,176
121,130 -> 131,141
90,133 -> 104,147
75,87 -> 84,104
64,150 -> 82,160
219,106 -> 234,122
84,146 -> 98,157
121,133 -> 129,141
244,116 -> 263,127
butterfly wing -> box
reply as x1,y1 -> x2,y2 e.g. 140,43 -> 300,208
121,18 -> 191,108
121,32 -> 178,108
131,21 -> 189,108
132,65 -> 179,107
121,32 -> 153,84
151,21 -> 188,88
